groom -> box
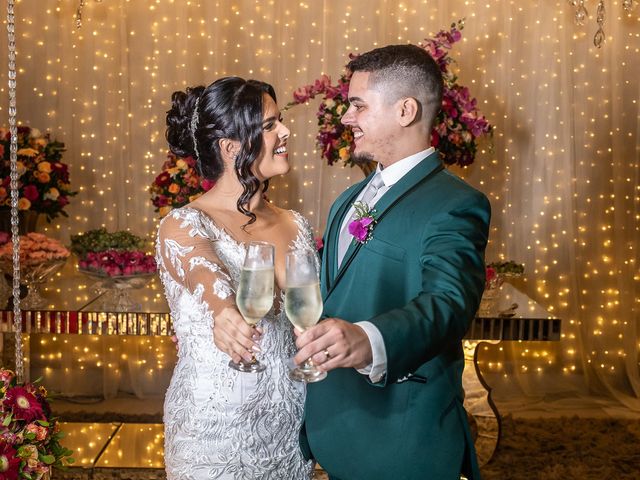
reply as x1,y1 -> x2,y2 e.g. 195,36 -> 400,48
294,44 -> 490,480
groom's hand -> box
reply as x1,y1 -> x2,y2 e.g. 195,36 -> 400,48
213,306 -> 262,364
294,318 -> 372,372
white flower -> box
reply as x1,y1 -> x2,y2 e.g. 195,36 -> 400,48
44,188 -> 60,201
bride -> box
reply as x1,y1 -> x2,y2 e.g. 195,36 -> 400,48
157,77 -> 315,479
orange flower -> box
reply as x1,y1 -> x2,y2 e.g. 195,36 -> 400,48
168,184 -> 180,194
18,198 -> 31,210
36,171 -> 51,183
0,187 -> 6,200
37,161 -> 52,173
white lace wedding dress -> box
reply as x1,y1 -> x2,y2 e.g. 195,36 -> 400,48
156,206 -> 314,480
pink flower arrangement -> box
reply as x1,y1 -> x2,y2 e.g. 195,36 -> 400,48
0,369 -> 74,479
0,125 -> 76,222
149,152 -> 216,217
79,250 -> 156,277
0,232 -> 69,267
72,229 -> 156,278
286,19 -> 493,168
285,71 -> 354,167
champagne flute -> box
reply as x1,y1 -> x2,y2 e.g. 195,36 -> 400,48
229,241 -> 275,373
285,249 -> 326,383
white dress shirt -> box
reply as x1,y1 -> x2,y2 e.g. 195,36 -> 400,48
337,147 -> 435,382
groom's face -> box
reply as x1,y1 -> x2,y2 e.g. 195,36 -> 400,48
341,71 -> 399,167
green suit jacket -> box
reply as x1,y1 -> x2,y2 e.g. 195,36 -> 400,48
301,151 -> 490,480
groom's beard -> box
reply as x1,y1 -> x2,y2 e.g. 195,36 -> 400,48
351,151 -> 375,166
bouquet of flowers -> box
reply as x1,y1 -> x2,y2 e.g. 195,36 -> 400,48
286,19 -> 493,169
0,233 -> 70,268
0,126 -> 76,222
71,229 -> 156,277
0,368 -> 74,479
149,152 -> 215,217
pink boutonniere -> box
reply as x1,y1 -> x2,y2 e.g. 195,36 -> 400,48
348,201 -> 377,244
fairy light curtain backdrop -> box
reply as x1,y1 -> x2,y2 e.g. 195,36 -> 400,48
0,0 -> 639,410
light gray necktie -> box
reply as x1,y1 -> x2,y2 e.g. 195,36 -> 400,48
337,173 -> 385,266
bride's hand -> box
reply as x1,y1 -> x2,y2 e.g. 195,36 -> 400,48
213,306 -> 263,364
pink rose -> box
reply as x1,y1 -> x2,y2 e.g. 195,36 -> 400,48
36,426 -> 48,441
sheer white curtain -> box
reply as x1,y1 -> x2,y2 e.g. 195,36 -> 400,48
2,0 -> 639,407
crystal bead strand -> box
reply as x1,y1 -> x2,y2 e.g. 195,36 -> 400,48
76,0 -> 85,29
6,0 -> 23,382
594,1 -> 606,48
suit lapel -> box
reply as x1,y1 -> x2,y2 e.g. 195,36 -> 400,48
326,151 -> 443,300
322,177 -> 373,296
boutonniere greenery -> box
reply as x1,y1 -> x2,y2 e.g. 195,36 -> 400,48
348,201 -> 377,244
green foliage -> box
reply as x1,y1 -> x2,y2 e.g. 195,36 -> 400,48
70,228 -> 147,258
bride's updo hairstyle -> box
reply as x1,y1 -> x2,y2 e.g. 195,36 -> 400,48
165,76 -> 277,225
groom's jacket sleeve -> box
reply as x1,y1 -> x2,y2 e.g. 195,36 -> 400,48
367,189 -> 491,386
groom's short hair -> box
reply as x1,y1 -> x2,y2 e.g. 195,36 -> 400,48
346,44 -> 443,130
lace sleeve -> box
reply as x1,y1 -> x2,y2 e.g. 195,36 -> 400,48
156,210 -> 236,317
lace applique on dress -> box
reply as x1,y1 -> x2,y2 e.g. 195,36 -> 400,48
189,256 -> 234,300
291,210 -> 320,271
163,239 -> 194,280
189,256 -> 231,279
212,279 -> 233,300
156,206 -> 314,480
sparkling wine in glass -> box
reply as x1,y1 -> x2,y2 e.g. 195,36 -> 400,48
228,241 -> 275,373
285,249 -> 326,383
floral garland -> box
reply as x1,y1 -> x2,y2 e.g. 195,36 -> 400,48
0,369 -> 74,479
149,152 -> 215,217
286,20 -> 493,168
0,126 -> 76,222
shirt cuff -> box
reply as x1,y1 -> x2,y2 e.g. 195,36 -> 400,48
355,321 -> 387,383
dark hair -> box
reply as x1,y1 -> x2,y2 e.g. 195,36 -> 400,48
165,77 -> 277,225
347,44 -> 443,130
